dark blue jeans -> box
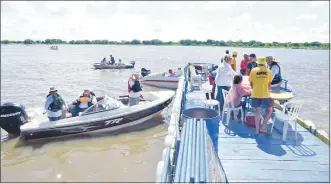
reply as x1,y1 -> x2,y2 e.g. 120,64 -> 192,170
216,86 -> 230,110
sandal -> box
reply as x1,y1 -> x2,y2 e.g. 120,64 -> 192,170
259,129 -> 269,135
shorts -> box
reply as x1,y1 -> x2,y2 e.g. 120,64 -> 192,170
251,98 -> 273,108
129,97 -> 140,106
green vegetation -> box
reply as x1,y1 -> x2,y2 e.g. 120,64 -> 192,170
1,39 -> 329,50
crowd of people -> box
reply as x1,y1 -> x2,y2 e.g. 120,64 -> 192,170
208,50 -> 283,135
44,50 -> 282,134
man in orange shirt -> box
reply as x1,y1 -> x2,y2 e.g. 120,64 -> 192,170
248,57 -> 273,135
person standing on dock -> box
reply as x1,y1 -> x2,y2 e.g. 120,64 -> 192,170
128,72 -> 143,106
215,54 -> 237,111
248,57 -> 273,135
221,50 -> 230,63
231,51 -> 238,71
246,53 -> 258,75
266,56 -> 282,89
240,53 -> 250,76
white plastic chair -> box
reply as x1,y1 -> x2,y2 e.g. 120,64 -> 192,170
221,89 -> 244,125
202,89 -> 221,116
190,75 -> 202,91
273,100 -> 304,141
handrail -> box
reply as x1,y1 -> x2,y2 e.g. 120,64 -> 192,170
160,147 -> 171,183
173,117 -> 212,183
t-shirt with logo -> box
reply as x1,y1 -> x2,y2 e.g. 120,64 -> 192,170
248,66 -> 272,98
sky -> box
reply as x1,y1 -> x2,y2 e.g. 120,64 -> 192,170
1,1 -> 329,43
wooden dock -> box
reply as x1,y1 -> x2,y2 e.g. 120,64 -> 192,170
184,93 -> 330,183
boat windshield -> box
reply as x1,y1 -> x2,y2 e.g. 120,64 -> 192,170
81,94 -> 121,115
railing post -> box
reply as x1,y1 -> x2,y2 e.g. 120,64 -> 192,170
161,147 -> 171,183
194,121 -> 201,182
174,118 -> 189,182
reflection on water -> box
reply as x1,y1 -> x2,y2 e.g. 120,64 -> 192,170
1,115 -> 168,182
1,44 -> 329,182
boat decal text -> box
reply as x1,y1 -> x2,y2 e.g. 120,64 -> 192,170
104,118 -> 123,126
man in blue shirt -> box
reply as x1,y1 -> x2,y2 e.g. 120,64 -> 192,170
246,53 -> 258,75
44,87 -> 67,121
110,55 -> 115,65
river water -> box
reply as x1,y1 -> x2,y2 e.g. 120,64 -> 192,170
1,44 -> 329,182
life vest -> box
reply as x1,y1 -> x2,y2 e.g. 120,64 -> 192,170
269,62 -> 282,85
128,77 -> 142,93
46,93 -> 64,112
76,93 -> 94,107
208,72 -> 215,85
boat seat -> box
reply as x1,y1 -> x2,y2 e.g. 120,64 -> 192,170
97,97 -> 104,102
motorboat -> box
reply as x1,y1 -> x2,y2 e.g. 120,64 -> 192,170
0,90 -> 174,140
50,46 -> 58,50
140,68 -> 182,89
92,61 -> 135,69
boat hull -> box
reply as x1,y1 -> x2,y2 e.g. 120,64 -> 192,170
93,63 -> 134,69
141,73 -> 180,89
20,97 -> 172,140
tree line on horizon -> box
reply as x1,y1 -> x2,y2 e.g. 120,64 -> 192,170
1,38 -> 329,49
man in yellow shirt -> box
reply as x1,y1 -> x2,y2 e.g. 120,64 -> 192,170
231,51 -> 238,71
248,57 -> 273,135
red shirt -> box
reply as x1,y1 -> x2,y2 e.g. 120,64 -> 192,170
240,58 -> 250,70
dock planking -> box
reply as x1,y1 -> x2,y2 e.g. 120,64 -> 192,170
185,91 -> 330,183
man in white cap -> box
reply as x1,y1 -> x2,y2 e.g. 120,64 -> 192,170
127,72 -> 143,106
44,87 -> 67,121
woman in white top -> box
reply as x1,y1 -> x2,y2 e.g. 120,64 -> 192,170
215,54 -> 238,111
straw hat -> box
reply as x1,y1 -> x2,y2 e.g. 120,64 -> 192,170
266,56 -> 279,63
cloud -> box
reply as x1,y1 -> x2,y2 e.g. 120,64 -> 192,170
168,3 -> 181,11
311,1 -> 329,6
0,1 -> 329,43
203,1 -> 237,10
296,14 -> 318,20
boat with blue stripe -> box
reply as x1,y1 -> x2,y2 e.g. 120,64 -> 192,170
156,62 -> 330,183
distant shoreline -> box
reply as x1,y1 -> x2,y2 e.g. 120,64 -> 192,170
1,39 -> 329,50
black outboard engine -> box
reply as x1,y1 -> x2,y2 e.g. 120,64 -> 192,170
141,68 -> 151,77
0,102 -> 29,134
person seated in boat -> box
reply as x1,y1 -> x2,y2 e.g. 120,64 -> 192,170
167,69 -> 176,77
71,89 -> 97,117
44,87 -> 67,121
118,59 -> 122,65
101,57 -> 106,65
110,55 -> 115,65
128,72 -> 144,106
266,56 -> 282,90
225,75 -> 251,119
175,68 -> 183,76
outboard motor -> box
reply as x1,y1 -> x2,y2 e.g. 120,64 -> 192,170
141,68 -> 151,77
0,102 -> 29,134
130,61 -> 136,67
